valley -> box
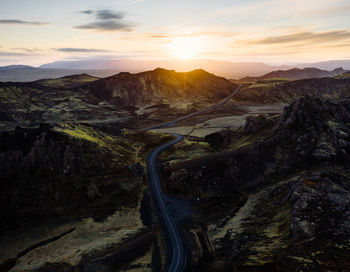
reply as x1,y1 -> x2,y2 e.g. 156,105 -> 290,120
1,67 -> 350,272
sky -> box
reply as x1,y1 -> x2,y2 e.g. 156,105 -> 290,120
0,0 -> 350,66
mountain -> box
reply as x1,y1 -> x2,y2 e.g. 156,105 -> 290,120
240,67 -> 346,82
82,68 -> 237,107
0,67 -> 116,82
40,59 -> 292,79
0,65 -> 35,69
297,60 -> 350,70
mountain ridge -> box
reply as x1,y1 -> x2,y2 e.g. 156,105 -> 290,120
82,67 -> 238,107
240,67 -> 347,82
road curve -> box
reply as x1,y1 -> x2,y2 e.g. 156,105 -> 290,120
145,84 -> 241,271
146,134 -> 185,272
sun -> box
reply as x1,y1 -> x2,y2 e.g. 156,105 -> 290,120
169,37 -> 202,59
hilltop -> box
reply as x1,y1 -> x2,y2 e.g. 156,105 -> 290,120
240,67 -> 346,82
36,73 -> 99,88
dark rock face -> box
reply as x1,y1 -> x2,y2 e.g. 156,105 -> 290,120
243,114 -> 270,134
204,130 -> 233,148
0,125 -> 142,233
128,163 -> 144,177
163,97 -> 350,271
272,97 -> 350,162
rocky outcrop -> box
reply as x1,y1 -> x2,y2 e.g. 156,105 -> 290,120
204,130 -> 233,148
0,124 -> 143,233
243,114 -> 271,134
162,97 -> 350,271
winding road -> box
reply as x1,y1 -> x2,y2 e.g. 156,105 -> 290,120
145,84 -> 241,271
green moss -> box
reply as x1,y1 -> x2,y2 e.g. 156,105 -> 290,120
38,74 -> 99,88
54,124 -> 139,164
260,78 -> 290,83
335,72 -> 350,79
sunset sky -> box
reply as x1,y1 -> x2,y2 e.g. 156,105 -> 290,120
1,0 -> 350,66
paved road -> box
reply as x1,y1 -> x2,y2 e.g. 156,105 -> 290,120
146,134 -> 186,272
145,84 -> 241,271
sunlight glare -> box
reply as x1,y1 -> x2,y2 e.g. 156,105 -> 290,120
169,37 -> 202,59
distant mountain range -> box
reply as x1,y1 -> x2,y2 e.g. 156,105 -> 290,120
1,59 -> 350,82
0,67 -> 117,82
39,59 -> 291,79
0,65 -> 35,69
240,67 -> 347,82
297,60 -> 350,70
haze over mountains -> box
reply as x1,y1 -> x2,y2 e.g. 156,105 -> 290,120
2,59 -> 350,82
39,59 -> 291,79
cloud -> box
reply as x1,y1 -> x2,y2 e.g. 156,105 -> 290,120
75,9 -> 135,32
299,2 -> 350,17
11,47 -> 41,53
148,31 -> 236,39
79,9 -> 94,14
0,51 -> 28,56
149,34 -> 170,38
122,0 -> 144,4
0,19 -> 48,26
96,10 -> 124,20
76,21 -> 134,31
55,48 -> 111,53
244,30 -> 350,45
80,10 -> 93,14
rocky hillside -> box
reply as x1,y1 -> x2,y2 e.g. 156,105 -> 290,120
161,96 -> 350,271
0,80 -> 133,131
82,68 -> 237,107
235,77 -> 350,103
241,67 -> 346,82
0,124 -> 174,272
